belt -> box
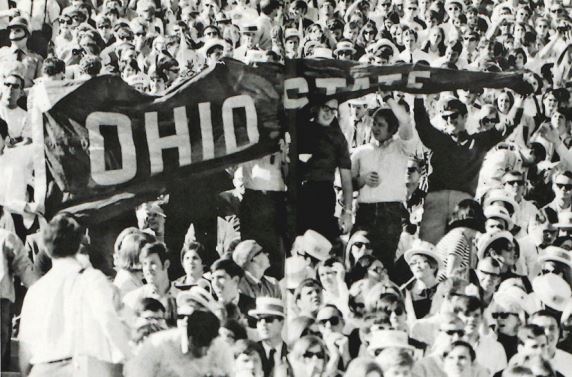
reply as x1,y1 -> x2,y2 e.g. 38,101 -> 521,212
46,357 -> 72,364
358,201 -> 401,208
245,188 -> 286,196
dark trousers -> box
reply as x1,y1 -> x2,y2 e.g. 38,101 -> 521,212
1,299 -> 11,370
240,189 -> 287,278
355,202 -> 405,272
298,181 -> 339,242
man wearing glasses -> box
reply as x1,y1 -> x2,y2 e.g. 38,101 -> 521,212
544,171 -> 572,215
233,240 -> 281,299
473,257 -> 502,306
503,171 -> 540,234
413,96 -> 517,244
249,297 -> 287,377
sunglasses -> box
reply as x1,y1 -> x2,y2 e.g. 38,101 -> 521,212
551,8 -> 564,13
353,241 -> 371,249
370,266 -> 386,274
205,31 -> 218,37
60,18 -> 73,25
302,351 -> 325,360
541,268 -> 562,275
442,112 -> 460,121
383,307 -> 404,316
407,166 -> 419,173
491,312 -> 518,320
478,269 -> 501,277
441,329 -> 465,336
504,180 -> 524,186
407,6 -> 417,10
464,37 -> 477,42
556,183 -> 572,191
364,30 -> 376,34
72,15 -> 86,22
257,315 -> 282,322
98,24 -> 111,29
380,2 -> 391,6
135,32 -> 146,37
482,117 -> 499,124
319,317 -> 340,326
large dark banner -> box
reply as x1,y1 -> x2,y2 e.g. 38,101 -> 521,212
24,58 -> 531,221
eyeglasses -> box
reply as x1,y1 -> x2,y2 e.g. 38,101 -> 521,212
407,6 -> 417,10
4,82 -> 21,89
250,249 -> 265,262
302,351 -> 325,360
339,50 -> 353,56
321,104 -> 338,115
382,307 -> 404,316
442,112 -> 460,121
504,180 -> 524,186
72,15 -> 86,22
482,117 -> 499,124
364,30 -> 376,34
541,268 -> 562,275
370,266 -> 387,274
380,2 -> 392,6
257,315 -> 282,323
135,32 -> 146,37
118,35 -> 134,41
477,269 -> 501,277
98,24 -> 111,29
556,183 -> 572,191
464,37 -> 477,42
551,8 -> 564,13
407,166 -> 419,173
205,31 -> 218,37
60,18 -> 73,25
353,241 -> 371,249
441,329 -> 465,336
319,316 -> 340,326
491,312 -> 518,320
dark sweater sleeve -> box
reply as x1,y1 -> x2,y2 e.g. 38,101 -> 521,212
413,98 -> 448,150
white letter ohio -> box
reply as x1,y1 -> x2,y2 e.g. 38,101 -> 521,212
87,112 -> 137,186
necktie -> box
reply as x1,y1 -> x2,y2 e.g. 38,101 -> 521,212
15,49 -> 24,61
268,348 -> 276,373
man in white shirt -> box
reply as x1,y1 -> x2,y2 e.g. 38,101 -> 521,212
19,213 -> 131,376
351,98 -> 417,271
502,170 -> 539,236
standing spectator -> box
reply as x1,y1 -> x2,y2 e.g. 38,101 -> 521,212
0,227 -> 38,370
351,103 -> 416,271
0,65 -> 31,145
19,213 -> 131,376
17,0 -> 61,57
298,97 -> 353,241
414,96 -> 517,244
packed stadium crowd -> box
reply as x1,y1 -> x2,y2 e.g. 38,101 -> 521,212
1,0 -> 572,377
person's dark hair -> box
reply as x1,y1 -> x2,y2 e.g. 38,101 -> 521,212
371,108 -> 399,135
501,365 -> 534,377
140,241 -> 169,265
221,319 -> 247,341
260,0 -> 280,14
233,339 -> 263,359
448,199 -> 485,232
453,294 -> 483,314
377,292 -> 406,313
42,57 -> 66,77
79,54 -> 102,76
530,310 -> 559,328
443,340 -> 476,361
517,324 -> 547,345
180,241 -> 211,267
552,236 -> 572,250
486,237 -> 520,260
135,297 -> 166,316
211,257 -> 244,278
43,213 -> 85,258
186,310 -> 221,350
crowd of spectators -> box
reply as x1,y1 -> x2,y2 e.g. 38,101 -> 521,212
1,0 -> 572,377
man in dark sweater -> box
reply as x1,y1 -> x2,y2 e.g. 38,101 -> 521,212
413,96 -> 518,244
